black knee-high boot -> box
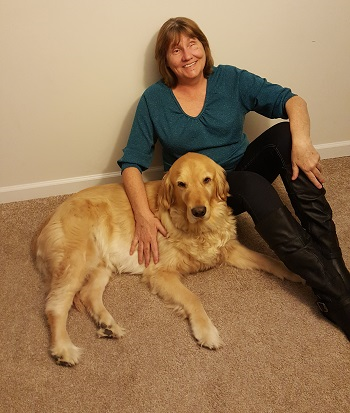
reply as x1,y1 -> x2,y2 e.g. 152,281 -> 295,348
282,171 -> 350,316
284,171 -> 350,280
255,206 -> 350,340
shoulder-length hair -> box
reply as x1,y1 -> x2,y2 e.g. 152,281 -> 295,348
155,17 -> 214,88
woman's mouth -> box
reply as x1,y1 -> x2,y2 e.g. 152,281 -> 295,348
183,61 -> 197,68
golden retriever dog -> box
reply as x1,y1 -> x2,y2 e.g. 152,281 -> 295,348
36,152 -> 303,366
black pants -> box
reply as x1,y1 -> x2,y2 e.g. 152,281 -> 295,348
226,121 -> 316,223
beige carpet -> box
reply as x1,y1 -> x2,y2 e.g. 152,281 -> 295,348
1,157 -> 350,413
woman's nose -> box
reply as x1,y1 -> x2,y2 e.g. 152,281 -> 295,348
182,48 -> 192,61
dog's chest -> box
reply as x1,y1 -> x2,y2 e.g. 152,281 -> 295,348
161,227 -> 232,272
156,207 -> 237,272
185,235 -> 227,263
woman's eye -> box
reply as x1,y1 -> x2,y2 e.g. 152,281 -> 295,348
177,181 -> 186,188
203,177 -> 211,184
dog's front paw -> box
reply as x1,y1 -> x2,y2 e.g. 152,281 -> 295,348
275,262 -> 305,284
50,342 -> 82,367
191,318 -> 223,349
286,271 -> 305,284
97,322 -> 126,339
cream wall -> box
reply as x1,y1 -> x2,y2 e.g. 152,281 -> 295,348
1,0 -> 350,202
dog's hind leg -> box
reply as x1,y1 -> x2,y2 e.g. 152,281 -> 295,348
224,240 -> 304,283
145,269 -> 223,349
77,266 -> 125,339
45,264 -> 86,367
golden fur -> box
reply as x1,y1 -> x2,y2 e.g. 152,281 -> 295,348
36,152 -> 303,366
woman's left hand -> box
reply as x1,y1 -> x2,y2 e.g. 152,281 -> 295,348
285,96 -> 325,189
291,139 -> 325,189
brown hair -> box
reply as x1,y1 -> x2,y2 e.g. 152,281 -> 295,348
155,17 -> 214,88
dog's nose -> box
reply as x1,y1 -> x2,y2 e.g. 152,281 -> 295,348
191,206 -> 207,218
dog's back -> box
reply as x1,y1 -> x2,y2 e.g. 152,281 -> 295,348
36,181 -> 162,280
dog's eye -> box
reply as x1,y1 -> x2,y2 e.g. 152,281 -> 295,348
203,177 -> 211,184
177,181 -> 186,188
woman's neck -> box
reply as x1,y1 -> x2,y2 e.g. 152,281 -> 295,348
172,76 -> 207,117
174,74 -> 207,94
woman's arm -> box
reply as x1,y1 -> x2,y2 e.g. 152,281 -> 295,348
285,95 -> 325,189
122,167 -> 167,267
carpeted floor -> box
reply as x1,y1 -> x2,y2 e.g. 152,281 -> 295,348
1,157 -> 350,413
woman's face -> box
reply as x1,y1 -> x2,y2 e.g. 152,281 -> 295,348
166,34 -> 206,85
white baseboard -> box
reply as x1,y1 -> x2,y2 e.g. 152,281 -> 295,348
1,141 -> 349,204
0,168 -> 164,204
315,140 -> 350,160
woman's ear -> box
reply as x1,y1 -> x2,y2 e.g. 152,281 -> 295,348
215,167 -> 230,201
157,172 -> 174,210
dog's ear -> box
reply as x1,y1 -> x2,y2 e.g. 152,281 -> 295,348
215,167 -> 230,201
158,172 -> 174,210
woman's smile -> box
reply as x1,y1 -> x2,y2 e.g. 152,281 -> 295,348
183,61 -> 197,68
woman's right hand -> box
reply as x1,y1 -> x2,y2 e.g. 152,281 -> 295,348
130,211 -> 167,267
121,167 -> 166,267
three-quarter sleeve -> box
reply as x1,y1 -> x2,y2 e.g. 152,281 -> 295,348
237,69 -> 296,119
117,94 -> 157,173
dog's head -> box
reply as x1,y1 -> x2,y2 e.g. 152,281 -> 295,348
158,152 -> 229,224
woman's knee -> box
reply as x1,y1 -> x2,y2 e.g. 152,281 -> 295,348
259,122 -> 292,157
236,121 -> 293,179
226,171 -> 283,222
268,121 -> 291,136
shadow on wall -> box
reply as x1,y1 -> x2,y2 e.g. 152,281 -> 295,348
143,31 -> 163,168
105,31 -> 162,175
143,32 -> 161,89
243,112 -> 272,142
105,99 -> 139,174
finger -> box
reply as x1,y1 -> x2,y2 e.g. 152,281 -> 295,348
151,240 -> 159,264
313,168 -> 325,184
137,242 -> 144,265
305,171 -> 323,189
142,243 -> 151,267
130,236 -> 138,256
317,169 -> 325,183
291,163 -> 299,181
156,222 -> 167,238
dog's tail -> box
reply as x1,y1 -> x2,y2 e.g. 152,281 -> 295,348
31,213 -> 53,268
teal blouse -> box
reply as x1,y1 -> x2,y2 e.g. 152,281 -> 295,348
118,65 -> 295,172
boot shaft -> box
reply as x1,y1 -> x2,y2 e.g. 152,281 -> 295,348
282,170 -> 341,259
255,206 -> 348,299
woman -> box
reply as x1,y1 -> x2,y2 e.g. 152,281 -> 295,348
118,17 -> 350,339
